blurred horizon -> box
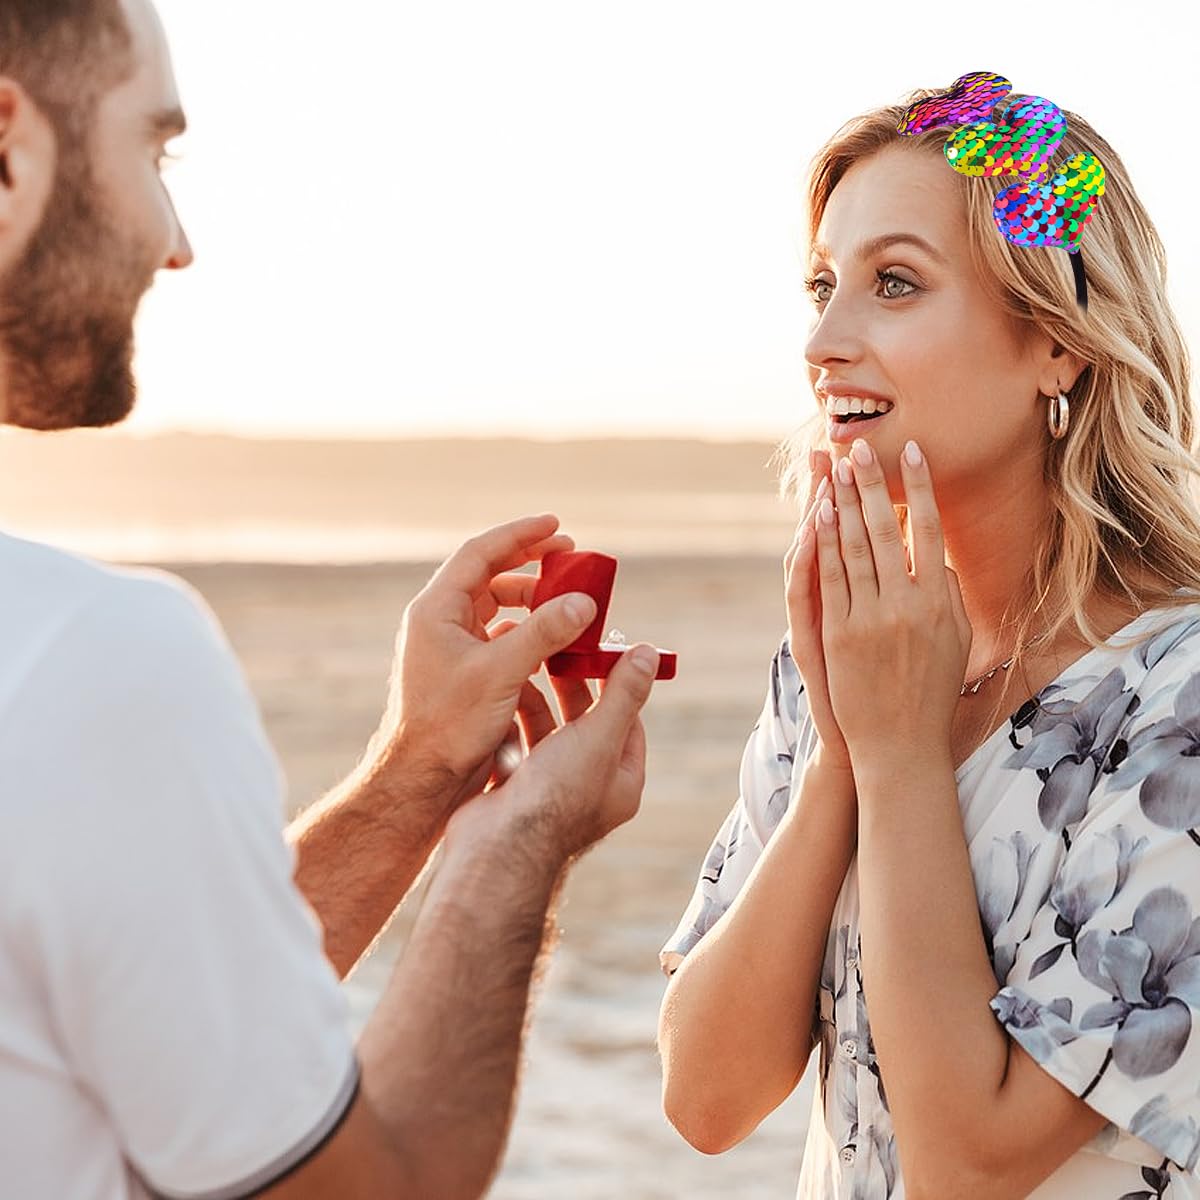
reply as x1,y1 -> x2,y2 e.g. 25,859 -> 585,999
0,429 -> 799,564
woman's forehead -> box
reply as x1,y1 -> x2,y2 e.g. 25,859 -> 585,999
815,148 -> 965,263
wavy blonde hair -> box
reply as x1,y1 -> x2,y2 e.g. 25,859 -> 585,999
774,89 -> 1200,736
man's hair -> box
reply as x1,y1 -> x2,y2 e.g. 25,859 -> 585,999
777,93 -> 1199,739
0,0 -> 135,142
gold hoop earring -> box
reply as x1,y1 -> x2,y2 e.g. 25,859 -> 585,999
1048,390 -> 1070,440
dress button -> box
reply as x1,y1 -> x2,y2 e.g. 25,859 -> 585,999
841,1038 -> 858,1060
840,1145 -> 857,1166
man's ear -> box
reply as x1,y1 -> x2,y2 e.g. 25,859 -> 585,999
0,78 -> 56,265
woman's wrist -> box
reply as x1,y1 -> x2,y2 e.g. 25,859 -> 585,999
806,747 -> 858,793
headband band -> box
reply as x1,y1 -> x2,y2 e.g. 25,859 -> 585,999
897,71 -> 1104,311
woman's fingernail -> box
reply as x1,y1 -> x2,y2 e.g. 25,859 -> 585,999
819,496 -> 836,526
836,457 -> 853,485
904,439 -> 923,468
798,524 -> 814,551
816,477 -> 830,503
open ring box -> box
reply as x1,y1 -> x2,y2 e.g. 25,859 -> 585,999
530,550 -> 678,681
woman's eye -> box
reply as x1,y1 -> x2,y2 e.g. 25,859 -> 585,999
805,276 -> 833,304
878,270 -> 917,299
803,271 -> 918,306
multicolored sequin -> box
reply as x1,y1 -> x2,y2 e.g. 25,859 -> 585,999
994,153 -> 1106,252
944,95 -> 1065,183
897,71 -> 1011,136
895,70 -> 1105,305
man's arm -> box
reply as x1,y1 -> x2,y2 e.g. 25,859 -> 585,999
285,515 -> 602,979
262,635 -> 661,1199
261,820 -> 565,1199
286,755 -> 452,980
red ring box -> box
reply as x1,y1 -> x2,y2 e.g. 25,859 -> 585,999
530,550 -> 677,681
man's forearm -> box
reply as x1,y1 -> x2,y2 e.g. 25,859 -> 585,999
355,818 -> 565,1200
287,750 -> 456,979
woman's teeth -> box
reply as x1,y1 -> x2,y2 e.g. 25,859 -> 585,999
830,396 -> 897,424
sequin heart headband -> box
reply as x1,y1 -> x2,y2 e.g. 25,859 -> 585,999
897,71 -> 1105,311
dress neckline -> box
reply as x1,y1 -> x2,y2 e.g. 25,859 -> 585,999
952,595 -> 1195,783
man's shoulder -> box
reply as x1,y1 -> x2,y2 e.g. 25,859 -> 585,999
0,530 -> 232,706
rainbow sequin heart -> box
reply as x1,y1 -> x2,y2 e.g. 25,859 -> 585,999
944,95 -> 1066,184
993,153 -> 1106,252
895,70 -> 1105,310
897,71 -> 1011,136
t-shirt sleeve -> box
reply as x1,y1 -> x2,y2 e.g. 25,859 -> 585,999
989,646 -> 1200,1173
12,570 -> 359,1198
659,634 -> 813,976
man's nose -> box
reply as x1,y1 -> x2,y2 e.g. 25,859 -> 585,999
164,224 -> 194,271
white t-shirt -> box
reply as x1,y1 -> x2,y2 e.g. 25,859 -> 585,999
0,531 -> 359,1199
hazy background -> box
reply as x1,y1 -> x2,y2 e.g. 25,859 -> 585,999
1,1 -> 1194,1195
129,0 -> 1197,443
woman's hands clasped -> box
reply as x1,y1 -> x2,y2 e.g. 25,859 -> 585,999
785,439 -> 973,771
785,449 -> 855,773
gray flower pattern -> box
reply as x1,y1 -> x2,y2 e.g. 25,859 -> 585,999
663,597 -> 1200,1197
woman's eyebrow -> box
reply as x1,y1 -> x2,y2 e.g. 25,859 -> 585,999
809,232 -> 947,266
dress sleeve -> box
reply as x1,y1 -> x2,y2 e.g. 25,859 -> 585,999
989,645 -> 1200,1173
660,634 -> 813,976
12,572 -> 359,1198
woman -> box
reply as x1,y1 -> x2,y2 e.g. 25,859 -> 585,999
657,79 -> 1200,1199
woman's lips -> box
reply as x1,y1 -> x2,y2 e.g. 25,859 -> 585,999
826,409 -> 892,444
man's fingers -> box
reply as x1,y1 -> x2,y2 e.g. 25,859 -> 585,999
516,679 -> 557,749
428,514 -> 564,600
478,573 -> 540,627
524,532 -> 576,562
549,673 -> 595,723
488,592 -> 597,683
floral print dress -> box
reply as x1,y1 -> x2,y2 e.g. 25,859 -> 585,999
662,592 -> 1200,1199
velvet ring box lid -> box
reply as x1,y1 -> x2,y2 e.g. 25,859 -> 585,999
530,550 -> 677,681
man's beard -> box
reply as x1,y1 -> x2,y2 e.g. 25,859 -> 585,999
0,136 -> 158,431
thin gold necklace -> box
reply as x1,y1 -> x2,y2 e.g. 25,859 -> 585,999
960,630 -> 1052,696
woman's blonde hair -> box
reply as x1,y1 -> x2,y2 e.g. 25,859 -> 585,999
775,89 -> 1200,737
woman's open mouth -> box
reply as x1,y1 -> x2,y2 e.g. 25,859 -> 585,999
826,405 -> 893,443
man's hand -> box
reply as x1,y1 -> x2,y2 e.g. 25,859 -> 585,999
447,639 -> 660,864
367,514 -> 599,828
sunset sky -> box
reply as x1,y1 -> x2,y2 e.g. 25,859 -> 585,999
131,0 -> 1196,441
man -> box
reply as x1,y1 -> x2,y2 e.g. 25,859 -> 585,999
0,2 -> 660,1196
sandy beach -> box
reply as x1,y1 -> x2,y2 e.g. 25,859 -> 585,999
169,555 -> 817,1199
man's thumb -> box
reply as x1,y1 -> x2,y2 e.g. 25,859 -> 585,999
591,644 -> 658,734
493,592 -> 597,680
